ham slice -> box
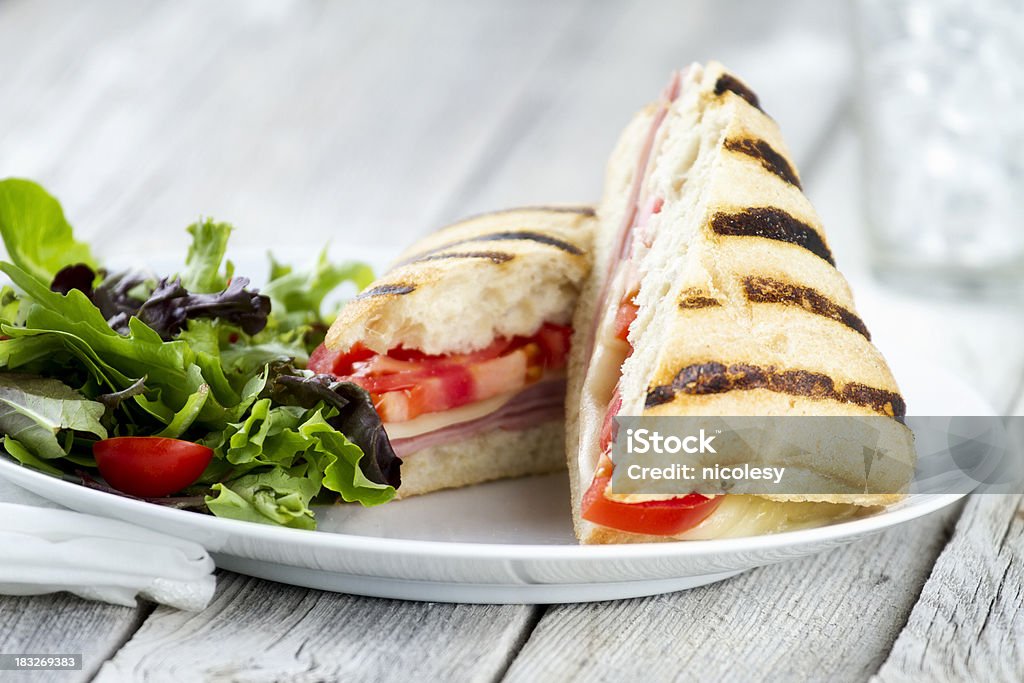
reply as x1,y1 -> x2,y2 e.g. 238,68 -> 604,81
389,378 -> 566,457
586,70 -> 685,365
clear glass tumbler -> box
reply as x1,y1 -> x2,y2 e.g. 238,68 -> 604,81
854,0 -> 1024,294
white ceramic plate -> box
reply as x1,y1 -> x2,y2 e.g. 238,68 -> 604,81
0,349 -> 986,603
0,248 -> 990,602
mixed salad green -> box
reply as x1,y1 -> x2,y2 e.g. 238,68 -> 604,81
0,178 -> 402,529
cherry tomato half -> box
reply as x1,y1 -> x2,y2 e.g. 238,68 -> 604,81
93,437 -> 213,498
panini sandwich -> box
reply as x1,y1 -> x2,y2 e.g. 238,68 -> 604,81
312,207 -> 594,497
568,63 -> 916,543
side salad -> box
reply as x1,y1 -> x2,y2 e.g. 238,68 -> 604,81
0,178 -> 401,529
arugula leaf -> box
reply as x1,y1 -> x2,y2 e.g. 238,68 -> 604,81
0,374 -> 106,460
181,220 -> 232,293
0,179 -> 98,282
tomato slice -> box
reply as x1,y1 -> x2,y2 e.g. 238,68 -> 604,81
93,437 -> 213,498
534,324 -> 572,370
581,461 -> 722,536
308,323 -> 572,422
613,292 -> 639,342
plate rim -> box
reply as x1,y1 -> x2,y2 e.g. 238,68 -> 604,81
0,454 -> 967,560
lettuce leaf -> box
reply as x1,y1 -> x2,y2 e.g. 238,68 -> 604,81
0,178 -> 98,282
0,374 -> 106,460
0,262 -> 228,428
270,373 -> 401,489
203,398 -> 395,528
264,249 -> 373,324
181,220 -> 233,293
261,249 -> 374,353
206,469 -> 320,530
3,435 -> 64,475
0,286 -> 20,326
0,179 -> 400,529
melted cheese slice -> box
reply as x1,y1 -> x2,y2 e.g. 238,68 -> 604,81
383,391 -> 516,440
673,495 -> 869,540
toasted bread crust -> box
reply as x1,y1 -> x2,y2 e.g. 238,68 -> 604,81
394,421 -> 565,498
568,62 -> 915,543
327,207 -> 595,355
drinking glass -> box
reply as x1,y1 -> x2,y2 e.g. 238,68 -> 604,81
854,0 -> 1024,294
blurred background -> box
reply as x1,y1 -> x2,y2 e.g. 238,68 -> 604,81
0,0 -> 850,251
0,0 -> 1021,409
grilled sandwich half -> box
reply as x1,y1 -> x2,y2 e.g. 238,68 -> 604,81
567,62 -> 916,543
314,207 -> 594,497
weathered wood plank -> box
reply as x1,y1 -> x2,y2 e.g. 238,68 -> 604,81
871,494 -> 1024,682
0,594 -> 144,683
504,506 -> 961,683
94,572 -> 538,683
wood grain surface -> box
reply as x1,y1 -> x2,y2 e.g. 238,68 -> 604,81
0,594 -> 144,682
505,507 -> 961,683
93,573 -> 538,683
873,494 -> 1024,683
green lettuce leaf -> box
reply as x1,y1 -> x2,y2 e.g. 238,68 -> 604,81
0,374 -> 106,459
0,262 -> 229,427
2,435 -> 64,475
0,178 -> 98,281
206,468 -> 320,529
201,396 -> 395,527
0,286 -> 20,325
262,249 -> 374,349
181,219 -> 233,293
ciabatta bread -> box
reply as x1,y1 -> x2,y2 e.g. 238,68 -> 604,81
568,63 -> 915,544
326,207 -> 594,355
395,421 -> 564,498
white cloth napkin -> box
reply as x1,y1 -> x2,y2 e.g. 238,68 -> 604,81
0,492 -> 216,611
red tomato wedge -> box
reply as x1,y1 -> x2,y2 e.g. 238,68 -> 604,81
581,460 -> 722,536
93,437 -> 213,498
308,323 -> 572,422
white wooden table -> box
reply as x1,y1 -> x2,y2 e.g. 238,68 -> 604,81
1,1 -> 1022,680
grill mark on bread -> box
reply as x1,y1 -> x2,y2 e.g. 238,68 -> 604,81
724,138 -> 801,188
710,208 -> 835,266
353,283 -> 416,301
518,206 -> 595,216
645,362 -> 906,418
452,230 -> 585,255
743,276 -> 870,339
680,288 -> 722,309
400,230 -> 586,268
714,74 -> 762,111
403,250 -> 515,265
